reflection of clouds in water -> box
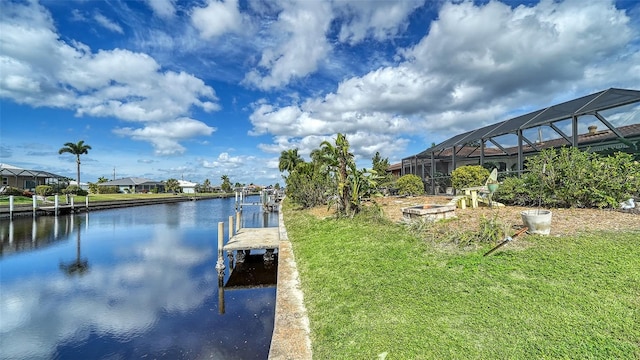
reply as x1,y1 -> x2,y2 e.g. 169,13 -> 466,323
0,228 -> 213,360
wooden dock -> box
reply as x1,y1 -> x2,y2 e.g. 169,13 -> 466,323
38,205 -> 78,215
223,227 -> 279,252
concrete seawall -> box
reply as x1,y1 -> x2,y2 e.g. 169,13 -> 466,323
268,207 -> 313,360
0,195 -> 228,219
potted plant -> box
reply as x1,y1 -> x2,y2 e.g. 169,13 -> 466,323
521,163 -> 552,235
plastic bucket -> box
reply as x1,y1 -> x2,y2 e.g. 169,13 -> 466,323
521,209 -> 552,235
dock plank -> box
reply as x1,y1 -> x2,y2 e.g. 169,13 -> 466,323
223,227 -> 279,252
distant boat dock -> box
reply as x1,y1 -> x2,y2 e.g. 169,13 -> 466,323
236,189 -> 284,212
1,194 -> 202,219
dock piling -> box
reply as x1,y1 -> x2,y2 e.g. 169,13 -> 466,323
54,195 -> 59,216
9,195 -> 14,220
216,222 -> 225,272
32,195 -> 37,217
235,211 -> 241,232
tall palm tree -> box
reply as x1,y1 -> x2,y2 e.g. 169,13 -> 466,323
220,175 -> 232,193
203,178 -> 211,193
320,133 -> 354,215
58,140 -> 92,185
278,148 -> 303,173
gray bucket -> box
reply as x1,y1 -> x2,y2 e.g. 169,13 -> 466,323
521,209 -> 552,235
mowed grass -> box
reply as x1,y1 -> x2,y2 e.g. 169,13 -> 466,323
283,203 -> 640,359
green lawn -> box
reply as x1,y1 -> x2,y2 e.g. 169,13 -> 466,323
283,202 -> 640,359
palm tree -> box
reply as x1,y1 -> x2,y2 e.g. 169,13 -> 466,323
278,148 -> 303,173
220,175 -> 232,193
58,140 -> 92,185
203,178 -> 211,193
165,178 -> 180,193
320,133 -> 354,215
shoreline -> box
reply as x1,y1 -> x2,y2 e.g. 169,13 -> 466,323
0,194 -> 236,219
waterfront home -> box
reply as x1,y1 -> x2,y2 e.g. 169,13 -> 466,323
98,177 -> 165,193
178,180 -> 197,194
0,163 -> 65,192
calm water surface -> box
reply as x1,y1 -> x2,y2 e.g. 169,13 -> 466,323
0,196 -> 278,360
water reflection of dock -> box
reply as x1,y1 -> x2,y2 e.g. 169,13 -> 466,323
224,254 -> 278,289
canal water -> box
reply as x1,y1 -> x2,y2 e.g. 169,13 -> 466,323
0,196 -> 279,360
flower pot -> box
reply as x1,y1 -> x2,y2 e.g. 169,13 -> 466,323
521,209 -> 552,235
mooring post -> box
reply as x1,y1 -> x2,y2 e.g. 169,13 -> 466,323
218,276 -> 225,315
54,195 -> 59,216
229,215 -> 234,238
235,211 -> 241,232
9,195 -> 14,220
70,196 -> 74,211
32,195 -> 37,217
85,196 -> 89,211
216,221 -> 225,272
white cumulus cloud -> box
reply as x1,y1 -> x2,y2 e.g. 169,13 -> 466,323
0,0 -> 220,155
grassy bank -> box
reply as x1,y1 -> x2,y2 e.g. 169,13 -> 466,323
283,203 -> 640,359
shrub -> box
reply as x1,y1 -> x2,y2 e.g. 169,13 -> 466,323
494,147 -> 640,208
3,186 -> 24,196
396,174 -> 424,196
98,186 -> 120,194
451,165 -> 490,190
63,185 -> 88,196
285,163 -> 329,209
35,185 -> 53,197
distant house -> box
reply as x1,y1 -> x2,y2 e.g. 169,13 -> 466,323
178,180 -> 197,194
69,180 -> 89,191
97,177 -> 165,193
387,162 -> 401,178
0,163 -> 65,191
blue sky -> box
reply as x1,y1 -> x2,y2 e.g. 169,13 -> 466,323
1,0 -> 639,186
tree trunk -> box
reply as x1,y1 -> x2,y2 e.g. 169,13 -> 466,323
76,156 -> 81,185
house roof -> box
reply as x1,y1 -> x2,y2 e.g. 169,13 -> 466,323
505,123 -> 640,156
416,123 -> 640,161
98,177 -> 162,186
387,163 -> 401,171
414,87 -> 640,157
0,163 -> 66,179
178,180 -> 197,187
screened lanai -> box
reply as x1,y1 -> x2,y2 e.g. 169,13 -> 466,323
401,88 -> 640,194
0,163 -> 67,192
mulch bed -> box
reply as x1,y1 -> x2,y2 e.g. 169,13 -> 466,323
307,196 -> 640,236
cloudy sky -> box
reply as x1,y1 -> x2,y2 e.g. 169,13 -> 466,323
1,0 -> 639,185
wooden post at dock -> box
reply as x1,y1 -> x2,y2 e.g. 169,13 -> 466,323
9,195 -> 14,220
70,196 -> 75,211
218,276 -> 225,315
33,195 -> 37,217
216,222 -> 225,273
235,211 -> 241,232
229,215 -> 234,239
54,195 -> 59,216
86,196 -> 89,211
